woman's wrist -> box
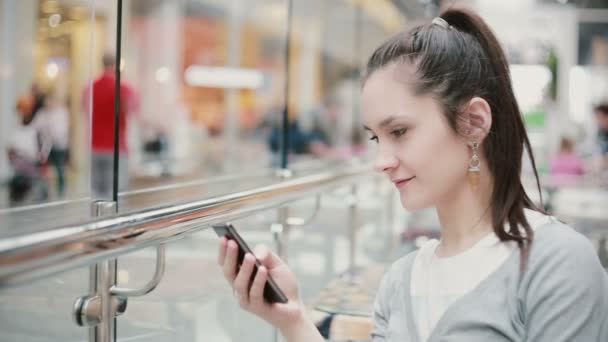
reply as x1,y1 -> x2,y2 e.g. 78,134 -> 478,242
279,309 -> 323,342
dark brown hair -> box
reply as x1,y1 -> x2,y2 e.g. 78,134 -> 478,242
559,136 -> 575,153
102,52 -> 116,69
364,7 -> 543,268
595,103 -> 608,116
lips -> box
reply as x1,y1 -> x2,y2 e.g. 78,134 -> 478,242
393,176 -> 415,188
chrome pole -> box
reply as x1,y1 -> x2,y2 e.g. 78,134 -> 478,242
88,225 -> 98,342
91,201 -> 117,342
273,168 -> 292,342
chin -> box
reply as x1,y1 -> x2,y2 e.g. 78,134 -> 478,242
399,193 -> 432,212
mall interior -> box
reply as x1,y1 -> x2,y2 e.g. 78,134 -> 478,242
0,0 -> 607,341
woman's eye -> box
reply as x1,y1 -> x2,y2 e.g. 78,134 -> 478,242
391,128 -> 407,137
368,135 -> 379,143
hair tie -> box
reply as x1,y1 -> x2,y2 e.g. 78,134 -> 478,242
432,17 -> 453,30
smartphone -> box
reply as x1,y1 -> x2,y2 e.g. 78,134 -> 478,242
213,223 -> 288,304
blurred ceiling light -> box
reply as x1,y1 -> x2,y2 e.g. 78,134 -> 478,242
155,67 -> 171,83
46,62 -> 59,79
48,13 -> 62,27
184,66 -> 264,89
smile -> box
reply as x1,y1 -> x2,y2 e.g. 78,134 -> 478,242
393,177 -> 415,189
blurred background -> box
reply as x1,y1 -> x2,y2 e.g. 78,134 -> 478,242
0,0 -> 607,341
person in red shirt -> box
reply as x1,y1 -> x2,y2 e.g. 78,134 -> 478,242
83,53 -> 139,199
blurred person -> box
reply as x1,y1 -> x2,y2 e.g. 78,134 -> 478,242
305,95 -> 366,159
18,83 -> 46,126
590,103 -> 608,183
267,118 -> 323,155
594,103 -> 608,155
6,95 -> 49,203
217,7 -> 608,342
594,103 -> 608,172
83,53 -> 140,199
548,136 -> 585,186
261,105 -> 325,162
28,83 -> 46,124
31,89 -> 69,196
306,95 -> 343,144
282,95 -> 365,160
15,93 -> 35,123
16,84 -> 45,126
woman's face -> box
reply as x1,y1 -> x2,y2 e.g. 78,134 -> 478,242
361,64 -> 471,211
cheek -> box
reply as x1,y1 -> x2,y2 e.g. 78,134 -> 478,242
404,127 -> 466,174
399,129 -> 469,208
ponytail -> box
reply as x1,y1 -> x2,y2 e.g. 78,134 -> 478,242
442,8 -> 544,270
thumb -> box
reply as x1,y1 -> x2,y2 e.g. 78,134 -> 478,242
253,244 -> 284,269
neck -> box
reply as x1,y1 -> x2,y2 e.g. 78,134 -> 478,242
435,170 -> 494,257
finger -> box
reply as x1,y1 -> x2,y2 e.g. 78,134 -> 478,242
249,265 -> 268,308
222,240 -> 239,282
234,253 -> 256,305
253,244 -> 284,269
218,237 -> 227,266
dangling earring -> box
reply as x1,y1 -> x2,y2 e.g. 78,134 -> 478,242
468,141 -> 481,192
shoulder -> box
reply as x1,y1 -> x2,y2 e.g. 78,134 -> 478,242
390,250 -> 418,274
374,250 -> 417,316
30,111 -> 46,126
529,218 -> 598,265
93,75 -> 107,85
523,209 -> 592,256
519,217 -> 608,337
522,218 -> 607,298
379,250 -> 418,292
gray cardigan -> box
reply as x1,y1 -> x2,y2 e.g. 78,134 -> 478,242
371,219 -> 608,341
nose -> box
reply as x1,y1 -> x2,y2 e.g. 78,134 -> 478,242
373,146 -> 398,174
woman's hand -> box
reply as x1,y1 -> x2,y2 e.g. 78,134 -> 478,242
217,237 -> 325,341
217,238 -> 303,329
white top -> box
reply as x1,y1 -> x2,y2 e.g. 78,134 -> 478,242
7,124 -> 39,161
410,209 -> 552,341
370,213 -> 608,342
31,107 -> 69,149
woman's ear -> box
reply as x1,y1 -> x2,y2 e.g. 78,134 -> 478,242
462,97 -> 492,142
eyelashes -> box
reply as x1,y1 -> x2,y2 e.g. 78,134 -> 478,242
391,128 -> 407,137
368,128 -> 408,143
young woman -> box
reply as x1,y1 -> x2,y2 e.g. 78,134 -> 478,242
217,7 -> 608,342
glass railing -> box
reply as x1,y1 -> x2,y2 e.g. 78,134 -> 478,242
0,162 -> 403,342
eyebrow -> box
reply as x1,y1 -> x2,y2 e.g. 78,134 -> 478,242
363,116 -> 398,131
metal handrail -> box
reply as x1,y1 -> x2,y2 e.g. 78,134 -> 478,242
0,162 -> 373,288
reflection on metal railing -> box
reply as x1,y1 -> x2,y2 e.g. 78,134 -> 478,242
0,162 -> 373,288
